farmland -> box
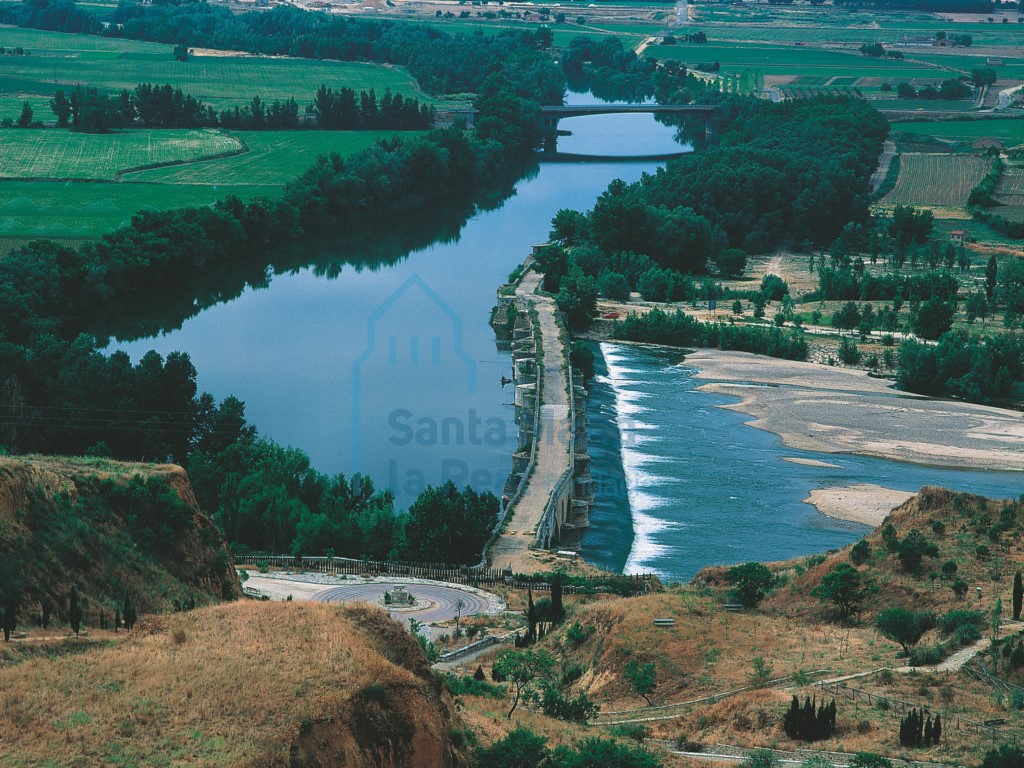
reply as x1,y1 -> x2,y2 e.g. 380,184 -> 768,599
0,180 -> 270,238
0,128 -> 240,179
0,128 -> 413,239
995,163 -> 1024,203
644,42 -> 960,81
879,152 -> 990,213
124,130 -> 419,187
893,117 -> 1024,145
0,25 -> 436,124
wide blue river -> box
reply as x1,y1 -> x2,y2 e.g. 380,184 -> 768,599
112,93 -> 1021,583
581,342 -> 1024,581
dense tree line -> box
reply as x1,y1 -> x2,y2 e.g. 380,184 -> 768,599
0,0 -> 563,104
48,82 -> 430,132
0,0 -> 101,33
614,308 -> 809,361
896,331 -> 1024,403
817,267 -> 959,302
550,98 -> 886,267
313,85 -> 432,130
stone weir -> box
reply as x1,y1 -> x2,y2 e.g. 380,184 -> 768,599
488,251 -> 593,572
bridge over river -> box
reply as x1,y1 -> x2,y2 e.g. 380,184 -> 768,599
440,104 -> 718,144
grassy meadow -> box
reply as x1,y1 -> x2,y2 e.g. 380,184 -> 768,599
0,25 -> 435,124
894,117 -> 1024,145
0,180 -> 271,238
0,127 -> 240,178
0,128 -> 411,238
124,130 -> 415,186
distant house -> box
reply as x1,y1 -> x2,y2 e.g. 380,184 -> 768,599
932,38 -> 951,47
896,35 -> 935,47
949,230 -> 967,244
972,137 -> 1005,151
988,57 -> 1004,66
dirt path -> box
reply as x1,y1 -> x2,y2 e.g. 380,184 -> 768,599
870,139 -> 897,194
488,268 -> 572,574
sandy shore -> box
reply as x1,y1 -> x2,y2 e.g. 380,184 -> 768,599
783,457 -> 842,469
805,484 -> 916,527
686,350 -> 1024,472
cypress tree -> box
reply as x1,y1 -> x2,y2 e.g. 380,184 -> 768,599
551,573 -> 564,624
933,713 -> 942,745
41,602 -> 50,630
69,588 -> 82,637
114,608 -> 120,633
916,708 -> 924,747
1014,571 -> 1022,621
474,665 -> 486,681
784,695 -> 800,738
1,597 -> 16,642
526,589 -> 537,645
924,715 -> 933,746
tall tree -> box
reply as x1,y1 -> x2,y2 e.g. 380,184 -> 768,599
69,587 -> 82,637
526,589 -> 537,644
550,572 -> 564,624
492,647 -> 556,719
1014,571 -> 1023,622
986,255 -> 998,299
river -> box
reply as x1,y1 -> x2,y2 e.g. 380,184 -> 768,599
581,342 -> 1024,582
115,92 -> 689,511
114,95 -> 1021,584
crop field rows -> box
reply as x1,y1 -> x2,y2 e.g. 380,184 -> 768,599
880,152 -> 990,211
995,164 -> 1024,204
0,128 -> 240,179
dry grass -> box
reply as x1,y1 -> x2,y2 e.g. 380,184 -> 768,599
0,601 -> 459,767
454,490 -> 1024,767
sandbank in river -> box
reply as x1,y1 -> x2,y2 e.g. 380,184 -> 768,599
685,350 -> 1023,526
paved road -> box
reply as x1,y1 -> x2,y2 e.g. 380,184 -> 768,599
869,139 -> 896,195
313,583 -> 490,627
243,574 -> 502,636
488,267 -> 572,574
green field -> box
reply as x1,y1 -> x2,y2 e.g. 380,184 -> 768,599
892,117 -> 1024,144
0,181 -> 271,238
0,25 -> 434,124
881,152 -> 989,211
0,128 -> 240,179
124,130 -> 419,186
689,4 -> 1024,47
645,42 -> 959,80
0,128 -> 411,238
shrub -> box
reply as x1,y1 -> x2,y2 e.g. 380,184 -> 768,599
564,621 -> 594,648
850,539 -> 871,565
938,609 -> 984,637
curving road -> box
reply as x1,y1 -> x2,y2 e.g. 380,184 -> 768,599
312,583 -> 491,626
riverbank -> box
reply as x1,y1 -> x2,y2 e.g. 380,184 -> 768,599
686,349 -> 1024,473
804,483 -> 917,527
